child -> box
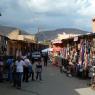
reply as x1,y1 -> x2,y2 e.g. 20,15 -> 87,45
35,61 -> 42,80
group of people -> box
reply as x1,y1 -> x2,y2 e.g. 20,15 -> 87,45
0,55 -> 43,89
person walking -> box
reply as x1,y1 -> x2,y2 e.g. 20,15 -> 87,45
57,52 -> 63,72
28,63 -> 35,81
35,61 -> 42,80
23,57 -> 31,82
7,56 -> 13,82
12,59 -> 17,87
43,52 -> 48,67
15,56 -> 25,89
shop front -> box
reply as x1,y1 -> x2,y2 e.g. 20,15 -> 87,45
61,33 -> 95,78
0,35 -> 8,56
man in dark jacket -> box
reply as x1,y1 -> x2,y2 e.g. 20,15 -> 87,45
43,52 -> 48,67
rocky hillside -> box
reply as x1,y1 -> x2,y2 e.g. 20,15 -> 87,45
35,28 -> 89,41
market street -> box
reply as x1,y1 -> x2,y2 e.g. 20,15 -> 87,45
0,64 -> 95,95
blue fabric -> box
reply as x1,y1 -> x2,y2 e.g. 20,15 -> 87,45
8,69 -> 12,81
7,59 -> 13,65
7,59 -> 13,81
16,72 -> 23,87
28,65 -> 32,73
17,72 -> 23,81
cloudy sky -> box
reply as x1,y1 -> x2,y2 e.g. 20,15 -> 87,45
0,0 -> 95,34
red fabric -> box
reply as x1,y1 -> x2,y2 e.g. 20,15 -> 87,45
53,47 -> 61,52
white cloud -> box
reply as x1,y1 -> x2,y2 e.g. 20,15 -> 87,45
0,0 -> 95,33
78,0 -> 95,17
26,0 -> 49,12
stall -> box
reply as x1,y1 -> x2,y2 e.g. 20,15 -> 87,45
61,33 -> 95,78
51,39 -> 63,65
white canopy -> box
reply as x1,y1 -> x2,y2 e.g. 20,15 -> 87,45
42,48 -> 53,52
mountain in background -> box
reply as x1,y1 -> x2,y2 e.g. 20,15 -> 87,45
35,28 -> 89,41
0,25 -> 30,36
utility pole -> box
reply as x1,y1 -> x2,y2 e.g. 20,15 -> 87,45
0,13 -> 1,16
38,27 -> 40,33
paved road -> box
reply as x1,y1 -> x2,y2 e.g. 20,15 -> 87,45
0,64 -> 95,95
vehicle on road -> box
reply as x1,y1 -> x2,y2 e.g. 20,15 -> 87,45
31,51 -> 42,63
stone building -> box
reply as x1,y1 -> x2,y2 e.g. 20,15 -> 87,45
0,34 -> 8,56
0,26 -> 37,56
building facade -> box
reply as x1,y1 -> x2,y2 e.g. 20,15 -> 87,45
0,35 -> 8,56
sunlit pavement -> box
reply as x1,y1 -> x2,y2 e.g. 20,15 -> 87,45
0,63 -> 95,95
75,87 -> 95,95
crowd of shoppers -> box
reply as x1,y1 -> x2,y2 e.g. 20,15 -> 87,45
0,54 -> 43,89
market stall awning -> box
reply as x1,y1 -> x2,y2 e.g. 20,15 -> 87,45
42,48 -> 53,52
52,39 -> 62,44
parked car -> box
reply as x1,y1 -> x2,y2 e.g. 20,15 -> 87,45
31,51 -> 42,63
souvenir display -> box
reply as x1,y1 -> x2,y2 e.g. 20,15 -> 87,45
54,34 -> 95,79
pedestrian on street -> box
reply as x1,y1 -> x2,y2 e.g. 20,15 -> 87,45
0,57 -> 4,82
43,52 -> 48,67
35,61 -> 42,80
28,63 -> 35,81
12,59 -> 17,87
57,52 -> 63,72
7,56 -> 14,82
15,56 -> 25,89
23,56 -> 31,82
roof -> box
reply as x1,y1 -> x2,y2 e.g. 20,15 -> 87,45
61,33 -> 95,42
0,26 -> 17,36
